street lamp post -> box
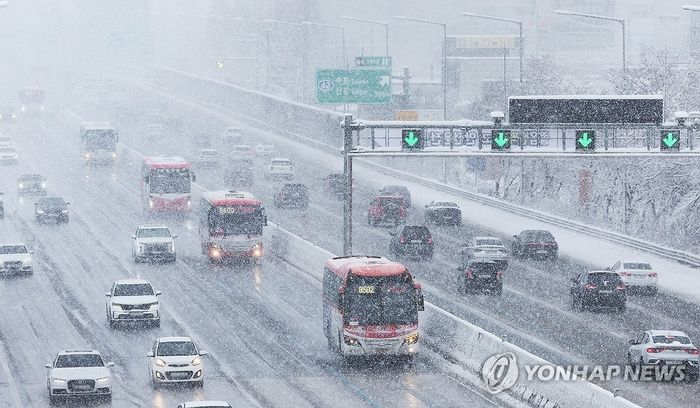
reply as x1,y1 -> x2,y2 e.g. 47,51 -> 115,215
682,6 -> 700,61
554,10 -> 626,73
301,21 -> 346,68
461,12 -> 523,85
394,16 -> 447,120
340,16 -> 390,57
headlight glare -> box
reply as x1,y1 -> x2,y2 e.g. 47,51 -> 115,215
191,356 -> 201,366
155,358 -> 166,367
404,333 -> 419,345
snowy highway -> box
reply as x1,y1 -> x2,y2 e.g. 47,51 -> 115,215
56,76 -> 700,408
0,105 -> 509,407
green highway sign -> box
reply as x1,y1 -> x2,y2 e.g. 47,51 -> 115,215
491,130 -> 511,150
355,56 -> 392,67
575,130 -> 596,152
401,129 -> 424,150
316,69 -> 391,104
660,129 -> 680,150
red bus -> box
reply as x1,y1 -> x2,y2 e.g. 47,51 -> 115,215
322,256 -> 425,358
141,156 -> 195,213
199,190 -> 267,263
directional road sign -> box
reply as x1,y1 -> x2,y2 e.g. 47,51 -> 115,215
401,129 -> 424,150
660,129 -> 680,151
355,56 -> 392,67
491,130 -> 511,150
316,69 -> 391,104
575,130 -> 596,152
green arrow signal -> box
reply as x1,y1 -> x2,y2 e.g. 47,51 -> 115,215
404,131 -> 419,147
578,132 -> 593,148
663,132 -> 678,148
494,132 -> 509,148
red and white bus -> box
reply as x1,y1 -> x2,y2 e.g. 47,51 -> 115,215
199,190 -> 267,263
141,156 -> 195,213
322,256 -> 425,358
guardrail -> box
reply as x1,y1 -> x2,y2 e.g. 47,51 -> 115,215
264,222 -> 641,408
358,158 -> 700,267
144,66 -> 700,268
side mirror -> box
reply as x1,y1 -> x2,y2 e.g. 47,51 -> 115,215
131,235 -> 136,239
199,350 -> 208,356
105,362 -> 115,368
34,203 -> 38,206
172,234 -> 178,239
424,204 -> 429,208
105,292 -> 111,297
45,363 -> 52,369
66,202 -> 70,205
512,235 -> 518,239
605,267 -> 611,271
457,266 -> 465,272
29,250 -> 34,254
628,339 -> 637,345
146,351 -> 154,358
191,172 -> 196,182
263,216 -> 268,227
415,285 -> 425,311
155,290 -> 162,296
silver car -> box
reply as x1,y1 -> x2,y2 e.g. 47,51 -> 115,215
628,330 -> 699,382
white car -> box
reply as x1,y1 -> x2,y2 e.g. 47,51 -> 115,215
266,158 -> 294,180
0,145 -> 18,164
131,224 -> 177,263
255,144 -> 275,158
147,336 -> 207,387
230,144 -> 255,161
461,237 -> 508,268
106,279 -> 161,328
195,149 -> 221,168
608,260 -> 658,295
0,243 -> 33,275
45,349 -> 114,403
177,402 -> 232,408
628,330 -> 699,382
221,126 -> 242,144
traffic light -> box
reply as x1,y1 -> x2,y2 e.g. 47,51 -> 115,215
491,130 -> 511,150
401,129 -> 424,150
575,130 -> 595,151
660,129 -> 680,151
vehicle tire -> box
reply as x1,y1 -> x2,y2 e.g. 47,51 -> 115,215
616,304 -> 626,313
627,353 -> 633,367
578,298 -> 586,312
108,318 -> 116,329
170,255 -> 176,263
686,366 -> 699,383
493,284 -> 503,296
26,267 -> 33,276
103,394 -> 112,403
571,297 -> 577,311
153,318 -> 161,328
195,380 -> 204,388
49,395 -> 61,405
337,332 -> 344,355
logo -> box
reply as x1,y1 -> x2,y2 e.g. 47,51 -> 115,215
318,80 -> 334,92
481,352 -> 519,393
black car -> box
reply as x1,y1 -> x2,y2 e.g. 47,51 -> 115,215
322,173 -> 344,199
458,260 -> 503,295
35,196 -> 69,223
18,174 -> 47,195
570,271 -> 626,312
389,225 -> 433,260
379,185 -> 411,208
0,107 -> 16,122
424,201 -> 462,226
512,230 -> 558,260
274,183 -> 309,209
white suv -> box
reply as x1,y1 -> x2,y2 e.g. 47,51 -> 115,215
131,225 -> 177,263
0,243 -> 33,275
45,349 -> 114,404
265,158 -> 294,180
147,336 -> 207,387
608,260 -> 658,295
106,279 -> 161,328
628,330 -> 699,382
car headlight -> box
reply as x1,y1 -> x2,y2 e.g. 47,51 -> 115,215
18,183 -> 23,188
36,209 -> 45,214
111,303 -> 123,311
187,199 -> 192,208
252,244 -> 262,257
85,153 -> 91,160
191,357 -> 201,366
137,244 -> 145,254
61,209 -> 68,213
41,182 -> 46,188
22,258 -> 31,265
404,334 -> 419,345
21,106 -> 26,112
148,199 -> 154,209
155,358 -> 166,367
51,378 -> 67,385
148,302 -> 159,309
111,152 -> 117,159
168,243 -> 175,252
95,377 -> 109,384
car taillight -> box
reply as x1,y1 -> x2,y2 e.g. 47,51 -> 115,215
399,208 -> 406,216
584,283 -> 597,290
648,272 -> 657,277
496,271 -> 502,279
686,348 -> 700,355
616,282 -> 626,290
399,235 -> 405,244
466,270 -> 474,279
426,236 -> 433,244
646,347 -> 661,353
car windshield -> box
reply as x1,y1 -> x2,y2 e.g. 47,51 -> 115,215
200,151 -> 218,156
208,206 -> 265,236
476,238 -> 503,246
149,170 -> 191,194
21,174 -> 43,181
652,335 -> 691,345
0,136 -> 10,142
523,231 -> 554,242
468,263 -> 498,273
272,160 -> 291,166
83,129 -> 116,150
623,263 -> 651,270
55,354 -> 104,368
38,197 -> 65,207
114,283 -> 154,296
138,228 -> 170,238
157,341 -> 197,356
234,146 -> 252,152
401,226 -> 430,240
0,245 -> 28,254
433,202 -> 457,207
344,273 -> 418,325
587,273 -> 621,284
283,184 -> 307,193
379,197 -> 404,208
0,146 -> 15,152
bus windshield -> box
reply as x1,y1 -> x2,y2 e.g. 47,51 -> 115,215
344,274 -> 417,326
208,206 -> 264,236
149,169 -> 191,194
83,130 -> 116,150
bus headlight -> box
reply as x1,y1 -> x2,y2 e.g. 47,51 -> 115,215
111,152 -> 117,159
85,153 -> 91,160
252,244 -> 263,257
210,244 -> 222,258
148,199 -> 154,209
404,334 -> 419,345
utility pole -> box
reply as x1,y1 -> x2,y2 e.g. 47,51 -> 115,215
342,114 -> 354,255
